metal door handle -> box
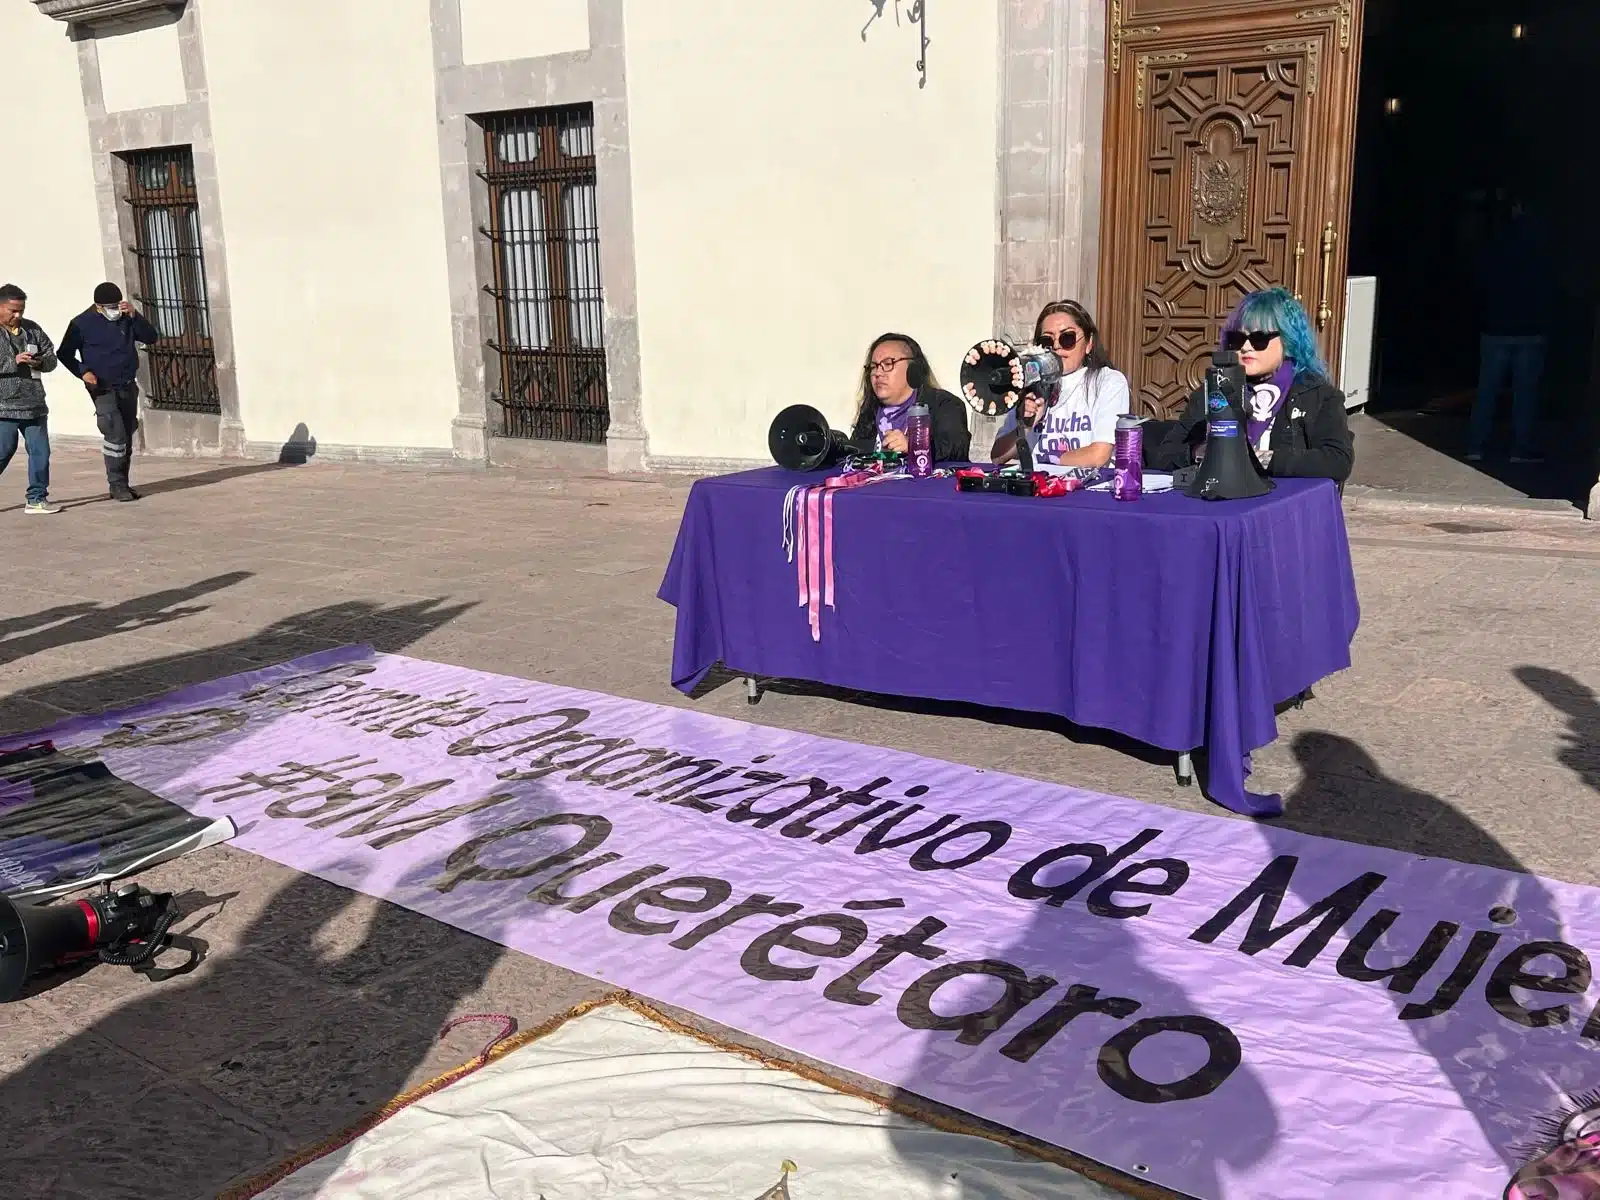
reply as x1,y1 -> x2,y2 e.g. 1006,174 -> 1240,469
1292,240 -> 1305,304
1317,222 -> 1338,329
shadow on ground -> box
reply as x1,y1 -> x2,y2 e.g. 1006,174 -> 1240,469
0,589 -> 516,1199
0,590 -> 473,734
696,666 -> 1314,782
139,462 -> 300,499
1364,408 -> 1593,508
0,460 -> 299,514
0,572 -> 251,670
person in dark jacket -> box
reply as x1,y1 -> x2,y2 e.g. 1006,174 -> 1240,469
1149,287 -> 1354,483
58,282 -> 160,501
1467,197 -> 1551,463
848,332 -> 971,462
0,283 -> 62,514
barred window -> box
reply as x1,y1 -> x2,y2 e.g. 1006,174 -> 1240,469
478,106 -> 609,444
123,147 -> 219,414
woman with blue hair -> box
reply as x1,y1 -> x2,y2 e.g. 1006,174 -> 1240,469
1150,287 -> 1354,481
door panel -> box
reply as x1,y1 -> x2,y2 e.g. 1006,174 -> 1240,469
1101,1 -> 1363,417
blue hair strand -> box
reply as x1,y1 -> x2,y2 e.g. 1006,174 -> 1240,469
1221,286 -> 1327,380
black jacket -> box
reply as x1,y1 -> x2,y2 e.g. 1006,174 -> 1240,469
1148,372 -> 1354,483
850,386 -> 972,463
59,307 -> 160,394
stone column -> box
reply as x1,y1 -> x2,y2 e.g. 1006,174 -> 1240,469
981,0 -> 1107,460
52,0 -> 246,457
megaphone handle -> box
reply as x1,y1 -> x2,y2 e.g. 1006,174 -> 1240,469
1017,429 -> 1035,476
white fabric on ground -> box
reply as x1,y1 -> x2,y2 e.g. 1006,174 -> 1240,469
260,1004 -> 1121,1200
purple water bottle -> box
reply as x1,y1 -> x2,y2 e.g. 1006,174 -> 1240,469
1113,414 -> 1143,501
907,401 -> 933,478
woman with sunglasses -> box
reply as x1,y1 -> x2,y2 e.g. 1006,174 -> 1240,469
1150,287 -> 1353,481
848,332 -> 972,462
991,299 -> 1129,468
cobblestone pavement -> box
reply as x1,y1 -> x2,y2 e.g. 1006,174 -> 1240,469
3,447 -> 1599,1198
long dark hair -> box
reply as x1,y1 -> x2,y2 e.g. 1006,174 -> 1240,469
1032,299 -> 1113,396
852,331 -> 939,433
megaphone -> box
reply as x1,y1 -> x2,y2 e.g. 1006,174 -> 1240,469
768,404 -> 854,471
0,883 -> 178,1002
959,339 -> 1064,477
958,339 -> 1063,417
1185,348 -> 1273,501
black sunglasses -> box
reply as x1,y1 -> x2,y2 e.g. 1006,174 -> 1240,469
1224,329 -> 1283,352
1038,330 -> 1080,351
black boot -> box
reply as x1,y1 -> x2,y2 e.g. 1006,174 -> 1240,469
109,454 -> 138,501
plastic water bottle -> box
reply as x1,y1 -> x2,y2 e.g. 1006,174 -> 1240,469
906,402 -> 933,478
1113,415 -> 1143,501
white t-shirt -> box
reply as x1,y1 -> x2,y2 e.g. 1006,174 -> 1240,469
997,366 -> 1130,464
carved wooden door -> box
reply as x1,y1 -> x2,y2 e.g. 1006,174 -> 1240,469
1099,0 -> 1364,417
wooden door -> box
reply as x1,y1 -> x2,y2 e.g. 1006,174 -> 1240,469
1099,0 -> 1364,417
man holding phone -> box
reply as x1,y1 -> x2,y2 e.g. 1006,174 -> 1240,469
58,282 -> 160,502
0,283 -> 61,515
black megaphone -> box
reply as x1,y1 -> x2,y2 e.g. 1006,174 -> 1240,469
0,884 -> 177,1002
1185,348 -> 1273,501
768,404 -> 854,471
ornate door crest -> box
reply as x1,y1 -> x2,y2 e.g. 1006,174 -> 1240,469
1192,158 -> 1246,227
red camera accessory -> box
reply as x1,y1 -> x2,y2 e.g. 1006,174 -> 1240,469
1032,473 -> 1085,498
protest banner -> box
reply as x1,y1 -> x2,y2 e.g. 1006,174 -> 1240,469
12,647 -> 1598,1198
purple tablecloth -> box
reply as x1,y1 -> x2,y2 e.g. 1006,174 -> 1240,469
658,468 -> 1359,817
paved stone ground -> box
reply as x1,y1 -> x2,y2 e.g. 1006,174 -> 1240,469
3,446 -> 1600,1199
1348,409 -> 1596,511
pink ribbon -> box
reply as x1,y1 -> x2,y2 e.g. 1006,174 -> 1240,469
785,469 -> 911,643
805,488 -> 822,640
823,489 -> 836,609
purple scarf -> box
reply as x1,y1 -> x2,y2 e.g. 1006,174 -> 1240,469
1244,362 -> 1296,451
875,391 -> 916,447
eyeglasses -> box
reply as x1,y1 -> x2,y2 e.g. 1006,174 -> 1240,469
1037,330 -> 1080,351
1224,329 -> 1283,352
867,355 -> 914,375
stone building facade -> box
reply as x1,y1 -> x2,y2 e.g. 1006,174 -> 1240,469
9,0 -> 1115,471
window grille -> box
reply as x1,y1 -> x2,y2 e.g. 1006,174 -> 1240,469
479,106 -> 609,443
123,147 -> 219,414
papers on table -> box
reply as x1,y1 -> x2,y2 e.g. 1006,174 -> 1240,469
1085,472 -> 1175,494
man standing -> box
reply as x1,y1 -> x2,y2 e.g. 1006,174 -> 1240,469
58,282 -> 159,501
0,283 -> 61,515
1467,197 -> 1552,465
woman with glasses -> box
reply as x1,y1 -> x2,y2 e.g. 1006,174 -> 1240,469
1150,287 -> 1354,482
848,332 -> 971,462
991,299 -> 1129,468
